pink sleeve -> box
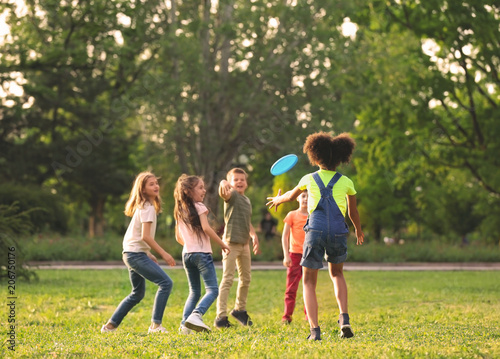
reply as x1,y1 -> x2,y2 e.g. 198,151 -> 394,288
195,202 -> 209,216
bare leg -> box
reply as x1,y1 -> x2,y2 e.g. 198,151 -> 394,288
328,262 -> 348,314
302,267 -> 319,328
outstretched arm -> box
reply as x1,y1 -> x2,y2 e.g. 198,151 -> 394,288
219,180 -> 233,202
266,185 -> 303,211
347,195 -> 364,245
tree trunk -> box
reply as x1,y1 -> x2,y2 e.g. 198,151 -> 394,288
88,216 -> 95,238
373,223 -> 382,242
88,196 -> 105,237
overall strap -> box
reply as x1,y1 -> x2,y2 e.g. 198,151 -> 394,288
326,172 -> 343,191
311,172 -> 343,197
311,172 -> 324,190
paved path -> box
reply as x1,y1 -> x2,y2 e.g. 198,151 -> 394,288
26,261 -> 500,271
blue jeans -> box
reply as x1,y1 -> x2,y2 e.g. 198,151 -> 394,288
182,252 -> 219,324
109,252 -> 173,326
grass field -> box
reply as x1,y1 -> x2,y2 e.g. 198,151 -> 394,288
3,268 -> 500,358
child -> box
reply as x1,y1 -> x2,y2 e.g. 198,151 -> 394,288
174,175 -> 230,334
214,168 -> 260,328
101,171 -> 176,334
267,132 -> 364,341
281,190 -> 308,324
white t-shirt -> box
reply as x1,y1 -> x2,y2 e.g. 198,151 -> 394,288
177,202 -> 212,254
122,201 -> 157,253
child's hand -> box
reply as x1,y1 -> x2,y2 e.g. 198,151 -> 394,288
147,252 -> 159,264
162,253 -> 176,266
266,189 -> 282,211
283,254 -> 291,268
220,180 -> 233,198
252,235 -> 260,255
221,243 -> 231,254
356,230 -> 365,245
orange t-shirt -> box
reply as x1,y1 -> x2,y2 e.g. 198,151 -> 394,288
283,210 -> 308,254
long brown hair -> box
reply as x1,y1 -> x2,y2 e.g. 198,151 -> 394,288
173,174 -> 204,240
124,172 -> 162,217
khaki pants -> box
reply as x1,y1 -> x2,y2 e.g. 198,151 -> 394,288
216,242 -> 252,318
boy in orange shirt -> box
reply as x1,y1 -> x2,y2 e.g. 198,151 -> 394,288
281,190 -> 308,324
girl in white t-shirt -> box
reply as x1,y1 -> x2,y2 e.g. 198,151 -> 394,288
174,174 -> 230,334
101,172 -> 176,334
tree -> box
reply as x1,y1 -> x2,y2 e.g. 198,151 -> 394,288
380,1 -> 500,196
143,0 -> 359,214
0,0 -> 170,236
339,0 -> 499,240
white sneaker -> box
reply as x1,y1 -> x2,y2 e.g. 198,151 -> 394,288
148,324 -> 168,333
179,324 -> 193,335
101,324 -> 116,333
185,312 -> 211,332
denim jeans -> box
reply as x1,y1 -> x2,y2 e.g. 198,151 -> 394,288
182,252 -> 219,323
301,229 -> 348,269
109,252 -> 173,326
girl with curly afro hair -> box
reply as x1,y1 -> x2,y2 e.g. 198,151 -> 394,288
303,132 -> 356,170
267,131 -> 364,341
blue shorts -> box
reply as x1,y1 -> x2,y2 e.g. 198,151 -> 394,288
300,229 -> 348,269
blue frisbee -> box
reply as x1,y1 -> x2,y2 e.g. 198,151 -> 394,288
270,154 -> 298,176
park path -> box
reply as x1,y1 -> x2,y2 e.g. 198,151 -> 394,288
26,261 -> 500,271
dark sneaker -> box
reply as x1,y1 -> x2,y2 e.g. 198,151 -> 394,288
338,313 -> 354,338
340,324 -> 354,338
230,309 -> 253,326
307,327 -> 321,341
214,316 -> 232,329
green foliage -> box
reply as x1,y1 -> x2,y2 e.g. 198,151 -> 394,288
1,0 -> 499,246
340,0 -> 500,243
0,203 -> 36,280
348,239 -> 500,263
477,197 -> 500,245
4,269 -> 499,358
22,233 -> 124,262
0,0 -> 157,236
18,231 -> 500,263
0,183 -> 67,233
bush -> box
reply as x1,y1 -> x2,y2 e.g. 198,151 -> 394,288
0,203 -> 36,280
22,232 -> 124,261
348,237 -> 500,263
18,230 -> 500,263
0,183 -> 68,233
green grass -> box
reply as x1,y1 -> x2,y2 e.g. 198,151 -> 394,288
3,269 -> 499,358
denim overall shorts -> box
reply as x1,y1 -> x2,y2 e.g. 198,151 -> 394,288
300,172 -> 349,269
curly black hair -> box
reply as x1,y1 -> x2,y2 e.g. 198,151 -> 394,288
303,132 -> 356,171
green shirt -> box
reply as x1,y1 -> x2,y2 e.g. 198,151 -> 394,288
223,190 -> 252,244
297,169 -> 356,216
